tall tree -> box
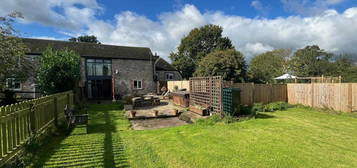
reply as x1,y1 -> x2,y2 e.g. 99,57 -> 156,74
290,45 -> 334,77
69,35 -> 101,44
194,49 -> 247,82
333,54 -> 357,82
249,49 -> 291,83
37,47 -> 80,94
170,24 -> 234,79
0,12 -> 31,90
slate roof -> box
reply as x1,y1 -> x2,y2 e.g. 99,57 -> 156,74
21,38 -> 153,60
154,56 -> 177,71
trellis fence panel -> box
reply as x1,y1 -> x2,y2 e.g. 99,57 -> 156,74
190,76 -> 222,113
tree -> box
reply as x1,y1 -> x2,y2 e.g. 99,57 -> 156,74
290,45 -> 334,77
0,12 -> 31,90
333,54 -> 357,82
170,24 -> 234,79
249,49 -> 291,83
194,49 -> 247,82
37,47 -> 80,94
69,35 -> 101,44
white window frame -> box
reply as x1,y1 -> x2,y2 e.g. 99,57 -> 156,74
133,80 -> 143,89
5,78 -> 22,91
165,73 -> 174,80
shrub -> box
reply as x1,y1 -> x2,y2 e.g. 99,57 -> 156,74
223,115 -> 238,124
206,114 -> 222,125
0,90 -> 17,106
264,101 -> 290,112
252,103 -> 264,112
195,114 -> 222,126
240,105 -> 258,116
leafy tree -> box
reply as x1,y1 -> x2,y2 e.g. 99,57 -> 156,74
290,45 -> 334,77
194,49 -> 247,82
0,12 -> 31,90
37,47 -> 81,94
170,24 -> 234,79
333,54 -> 357,82
69,35 -> 101,44
249,49 -> 291,83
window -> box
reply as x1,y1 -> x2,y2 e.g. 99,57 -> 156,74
133,80 -> 142,89
165,73 -> 174,80
6,78 -> 21,90
86,59 -> 112,76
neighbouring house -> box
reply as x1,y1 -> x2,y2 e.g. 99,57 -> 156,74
154,55 -> 182,81
153,55 -> 183,94
2,38 -> 182,100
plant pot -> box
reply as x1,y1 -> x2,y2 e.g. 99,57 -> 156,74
153,110 -> 159,117
130,111 -> 136,118
172,109 -> 178,116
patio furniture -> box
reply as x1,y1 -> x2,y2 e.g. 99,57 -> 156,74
132,97 -> 143,108
64,105 -> 89,131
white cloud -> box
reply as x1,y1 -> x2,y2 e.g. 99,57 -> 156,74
281,0 -> 348,16
0,0 -> 101,30
3,2 -> 357,62
87,4 -> 357,61
251,0 -> 270,16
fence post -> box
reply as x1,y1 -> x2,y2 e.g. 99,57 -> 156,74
251,83 -> 255,105
67,92 -> 70,108
348,83 -> 353,112
29,103 -> 36,134
53,96 -> 58,127
0,107 -> 4,157
311,83 -> 314,107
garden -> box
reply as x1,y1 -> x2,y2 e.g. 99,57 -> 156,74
26,102 -> 357,168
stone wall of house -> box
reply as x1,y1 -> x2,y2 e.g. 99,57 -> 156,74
112,59 -> 155,97
156,71 -> 183,81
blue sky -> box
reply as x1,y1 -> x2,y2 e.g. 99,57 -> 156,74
1,0 -> 357,60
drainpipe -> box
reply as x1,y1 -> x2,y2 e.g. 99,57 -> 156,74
153,53 -> 161,94
112,75 -> 115,102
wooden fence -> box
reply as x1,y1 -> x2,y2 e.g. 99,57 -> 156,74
168,80 -> 190,92
0,91 -> 74,166
226,83 -> 287,105
287,83 -> 357,112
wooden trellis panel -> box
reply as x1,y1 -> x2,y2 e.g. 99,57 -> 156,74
189,76 -> 223,113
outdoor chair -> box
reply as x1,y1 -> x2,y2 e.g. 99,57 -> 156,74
64,105 -> 89,132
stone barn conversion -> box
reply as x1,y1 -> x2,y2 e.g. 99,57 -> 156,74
3,38 -> 181,100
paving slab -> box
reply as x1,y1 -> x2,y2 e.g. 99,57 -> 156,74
130,117 -> 188,130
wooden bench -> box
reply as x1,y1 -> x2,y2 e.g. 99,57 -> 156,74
64,105 -> 89,131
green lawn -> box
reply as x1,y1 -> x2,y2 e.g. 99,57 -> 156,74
31,103 -> 357,168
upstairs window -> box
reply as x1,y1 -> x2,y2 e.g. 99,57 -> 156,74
133,80 -> 142,89
165,73 -> 174,80
86,59 -> 112,77
6,78 -> 21,90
